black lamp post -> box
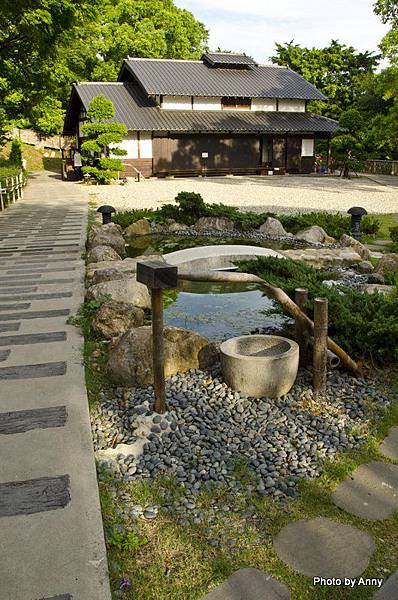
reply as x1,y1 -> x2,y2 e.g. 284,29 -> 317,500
347,207 -> 367,239
97,205 -> 116,225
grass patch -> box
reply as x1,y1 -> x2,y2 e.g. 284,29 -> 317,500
0,141 -> 61,173
98,373 -> 398,599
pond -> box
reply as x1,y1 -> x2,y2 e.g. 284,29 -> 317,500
163,280 -> 292,341
127,234 -> 294,341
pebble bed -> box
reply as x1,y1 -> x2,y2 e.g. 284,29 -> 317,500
93,367 -> 392,521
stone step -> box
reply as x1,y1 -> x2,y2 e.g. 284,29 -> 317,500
202,568 -> 290,600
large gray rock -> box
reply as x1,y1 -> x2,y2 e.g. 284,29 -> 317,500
273,517 -> 374,578
86,278 -> 151,309
296,225 -> 335,244
87,223 -> 126,258
374,253 -> 398,276
340,234 -> 371,261
374,570 -> 398,599
86,245 -> 122,264
92,301 -> 144,339
86,255 -> 164,286
124,219 -> 152,239
282,247 -> 362,269
166,220 -> 190,232
194,216 -> 235,232
258,217 -> 292,238
107,326 -> 209,386
361,284 -> 394,296
332,461 -> 398,520
357,260 -> 374,273
202,568 -> 290,600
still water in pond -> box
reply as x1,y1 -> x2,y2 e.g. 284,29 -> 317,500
164,280 -> 291,341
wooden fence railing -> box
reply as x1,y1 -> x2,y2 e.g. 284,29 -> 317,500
365,159 -> 398,176
0,171 -> 25,211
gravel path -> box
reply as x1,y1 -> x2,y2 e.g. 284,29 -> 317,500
92,175 -> 398,215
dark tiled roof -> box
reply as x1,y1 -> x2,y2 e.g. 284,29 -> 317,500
202,52 -> 258,67
120,58 -> 326,100
65,82 -> 338,135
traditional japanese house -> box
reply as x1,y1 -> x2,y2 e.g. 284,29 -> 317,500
63,52 -> 338,178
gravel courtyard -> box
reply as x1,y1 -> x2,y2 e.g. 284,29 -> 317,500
93,174 -> 398,215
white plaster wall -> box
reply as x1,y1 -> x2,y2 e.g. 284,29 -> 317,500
301,138 -> 314,157
251,98 -> 277,111
161,96 -> 192,110
139,132 -> 153,159
278,99 -> 306,112
111,133 -> 138,159
193,97 -> 222,111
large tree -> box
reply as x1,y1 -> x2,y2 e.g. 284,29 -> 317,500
271,40 -> 380,119
374,0 -> 398,63
0,0 -> 208,137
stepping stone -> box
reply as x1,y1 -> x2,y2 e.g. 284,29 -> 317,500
332,461 -> 398,520
273,517 -> 374,578
373,570 -> 398,599
202,568 -> 290,600
381,427 -> 398,460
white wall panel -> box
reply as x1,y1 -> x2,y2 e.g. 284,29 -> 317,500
251,98 -> 277,111
161,95 -> 192,110
139,132 -> 153,159
278,99 -> 306,112
193,97 -> 222,111
111,133 -> 138,159
301,138 -> 314,157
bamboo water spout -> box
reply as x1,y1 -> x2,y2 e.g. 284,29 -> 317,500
177,270 -> 360,375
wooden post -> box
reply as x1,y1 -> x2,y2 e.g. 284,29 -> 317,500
313,297 -> 328,395
136,260 -> 178,414
151,288 -> 166,413
295,288 -> 309,367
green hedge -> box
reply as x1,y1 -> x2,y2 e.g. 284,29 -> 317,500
241,256 -> 398,363
112,191 -> 380,238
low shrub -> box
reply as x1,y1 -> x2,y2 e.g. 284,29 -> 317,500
8,139 -> 23,165
112,208 -> 158,228
241,256 -> 398,363
389,225 -> 398,244
361,215 -> 381,235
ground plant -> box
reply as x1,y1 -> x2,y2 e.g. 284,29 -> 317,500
241,256 -> 398,363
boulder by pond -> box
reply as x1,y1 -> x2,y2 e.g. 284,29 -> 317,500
107,326 -> 211,386
258,217 -> 292,237
282,247 -> 362,269
340,234 -> 371,261
194,216 -> 235,232
87,223 -> 126,258
374,253 -> 398,276
86,278 -> 151,309
92,300 -> 144,339
86,255 -> 164,286
124,218 -> 152,239
296,225 -> 335,244
86,245 -> 122,264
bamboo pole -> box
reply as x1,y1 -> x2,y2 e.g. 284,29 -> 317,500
295,288 -> 309,367
177,270 -> 359,374
151,288 -> 167,414
313,298 -> 328,394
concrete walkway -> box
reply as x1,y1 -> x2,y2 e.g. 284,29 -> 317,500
0,173 -> 110,599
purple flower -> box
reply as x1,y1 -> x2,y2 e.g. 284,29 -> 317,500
120,577 -> 132,590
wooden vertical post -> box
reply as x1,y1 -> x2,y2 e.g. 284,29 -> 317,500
136,260 -> 178,414
313,297 -> 328,395
295,288 -> 309,367
151,287 -> 166,414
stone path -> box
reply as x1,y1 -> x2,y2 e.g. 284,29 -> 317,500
0,172 -> 110,599
202,568 -> 290,600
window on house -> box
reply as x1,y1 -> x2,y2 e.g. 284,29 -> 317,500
222,97 -> 251,110
301,138 -> 314,157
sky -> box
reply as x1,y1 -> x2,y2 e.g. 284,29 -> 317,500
174,0 -> 388,63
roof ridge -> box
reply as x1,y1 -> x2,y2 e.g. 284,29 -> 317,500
74,81 -> 126,85
126,57 -> 202,63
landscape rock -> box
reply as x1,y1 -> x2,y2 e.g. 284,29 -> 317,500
340,234 -> 371,261
166,220 -> 190,232
202,568 -> 290,600
198,341 -> 221,370
368,272 -> 385,284
92,301 -> 144,339
357,260 -> 374,273
374,253 -> 398,276
86,255 -> 164,286
86,278 -> 151,309
107,326 -> 209,386
124,219 -> 152,238
258,217 -> 292,237
194,216 -> 235,232
87,223 -> 126,258
361,284 -> 394,296
295,225 -> 335,244
86,245 -> 122,264
282,247 -> 362,269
